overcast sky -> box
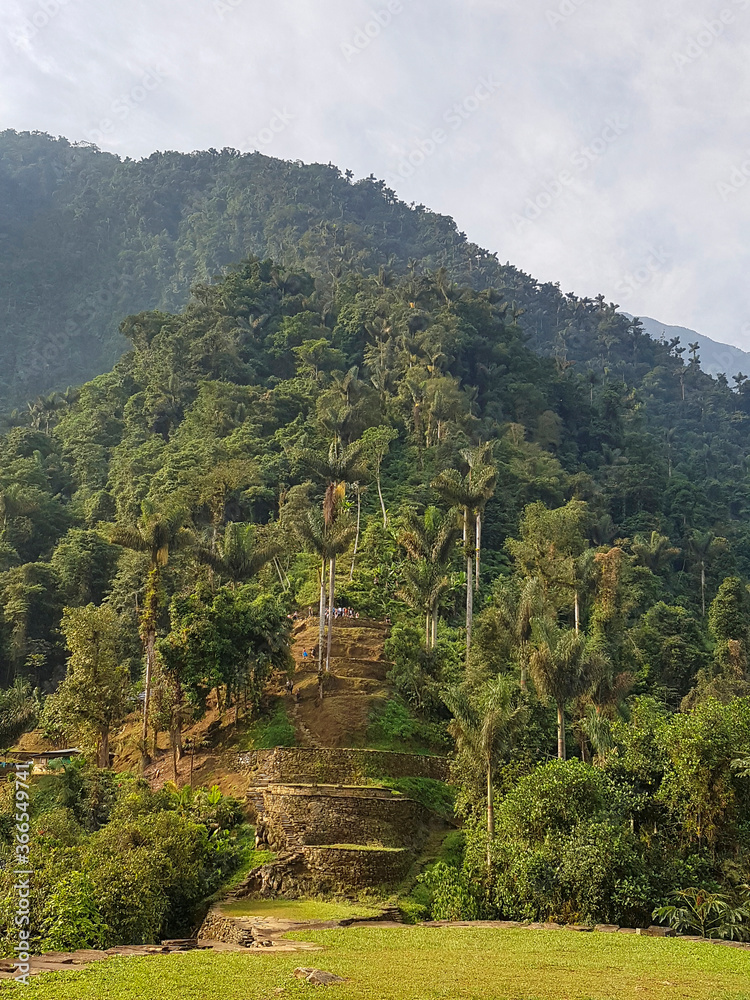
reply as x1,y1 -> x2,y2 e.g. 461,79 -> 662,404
2,0 -> 750,348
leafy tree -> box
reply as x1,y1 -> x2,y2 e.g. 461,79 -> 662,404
42,604 -> 130,767
361,425 -> 398,528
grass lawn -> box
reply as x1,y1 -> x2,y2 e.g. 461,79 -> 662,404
218,898 -> 384,920
3,926 -> 749,999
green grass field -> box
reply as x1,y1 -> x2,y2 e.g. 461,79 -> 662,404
2,927 -> 749,1000
218,897 -> 384,920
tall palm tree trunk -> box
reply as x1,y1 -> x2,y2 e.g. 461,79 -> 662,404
574,591 -> 580,633
377,472 -> 387,528
464,506 -> 474,657
475,511 -> 482,591
350,488 -> 362,580
431,602 -> 438,649
466,554 -> 474,656
318,557 -> 326,679
326,555 -> 336,672
557,702 -> 567,760
486,763 -> 494,870
142,628 -> 155,757
140,566 -> 159,768
701,562 -> 706,617
425,612 -> 431,649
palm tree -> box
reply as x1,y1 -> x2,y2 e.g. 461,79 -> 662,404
443,675 -> 525,867
303,440 -> 366,667
349,482 -> 368,580
398,506 -> 460,648
107,501 -> 193,766
433,451 -> 497,657
361,426 -> 398,528
197,522 -> 279,587
462,444 -> 498,592
574,656 -> 633,763
529,621 -> 606,760
688,530 -> 725,617
489,577 -> 544,690
631,531 -> 680,576
297,507 -> 356,685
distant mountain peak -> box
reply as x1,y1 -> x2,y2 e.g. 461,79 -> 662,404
626,315 -> 750,379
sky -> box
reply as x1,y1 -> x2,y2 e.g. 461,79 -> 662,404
2,0 -> 750,348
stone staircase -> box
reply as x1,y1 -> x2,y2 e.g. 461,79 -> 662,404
227,618 -> 452,899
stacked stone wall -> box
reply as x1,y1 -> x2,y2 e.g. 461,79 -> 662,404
235,747 -> 451,785
302,846 -> 412,891
260,784 -> 429,851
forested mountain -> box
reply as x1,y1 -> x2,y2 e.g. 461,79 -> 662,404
3,251 -> 750,693
4,128 -> 744,415
3,144 -> 750,939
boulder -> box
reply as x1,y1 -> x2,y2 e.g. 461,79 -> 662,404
294,967 -> 347,986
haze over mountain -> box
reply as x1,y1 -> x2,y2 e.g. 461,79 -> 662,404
2,129 -> 748,415
631,315 -> 750,381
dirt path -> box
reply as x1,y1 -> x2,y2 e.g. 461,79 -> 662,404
288,616 -> 392,748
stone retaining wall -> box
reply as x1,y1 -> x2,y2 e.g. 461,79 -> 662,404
197,910 -> 253,946
303,846 -> 413,891
235,747 -> 451,785
260,784 -> 429,851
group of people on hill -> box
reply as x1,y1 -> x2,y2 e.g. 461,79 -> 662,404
325,606 -> 359,621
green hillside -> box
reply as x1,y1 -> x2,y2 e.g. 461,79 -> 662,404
2,135 -> 750,949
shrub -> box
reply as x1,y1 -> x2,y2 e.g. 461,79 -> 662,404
418,862 -> 482,921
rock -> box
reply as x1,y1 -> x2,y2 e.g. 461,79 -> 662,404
617,927 -> 638,934
594,924 -> 620,933
564,924 -> 593,932
636,926 -> 674,937
294,967 -> 347,986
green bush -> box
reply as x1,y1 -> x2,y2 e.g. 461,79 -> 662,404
418,862 -> 482,921
0,767 -> 249,952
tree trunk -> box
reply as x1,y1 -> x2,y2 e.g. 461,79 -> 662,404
171,728 -> 178,782
475,511 -> 482,591
486,763 -> 494,869
557,702 -> 567,760
142,627 -> 155,768
377,471 -> 387,528
466,554 -> 473,657
701,563 -> 706,617
425,612 -> 431,649
326,555 -> 336,672
350,488 -> 361,580
574,591 -> 580,633
431,603 -> 438,649
318,557 -> 326,680
99,726 -> 110,769
140,566 -> 159,771
464,507 -> 473,658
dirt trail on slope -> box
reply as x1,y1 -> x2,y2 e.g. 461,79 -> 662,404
288,616 -> 392,748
